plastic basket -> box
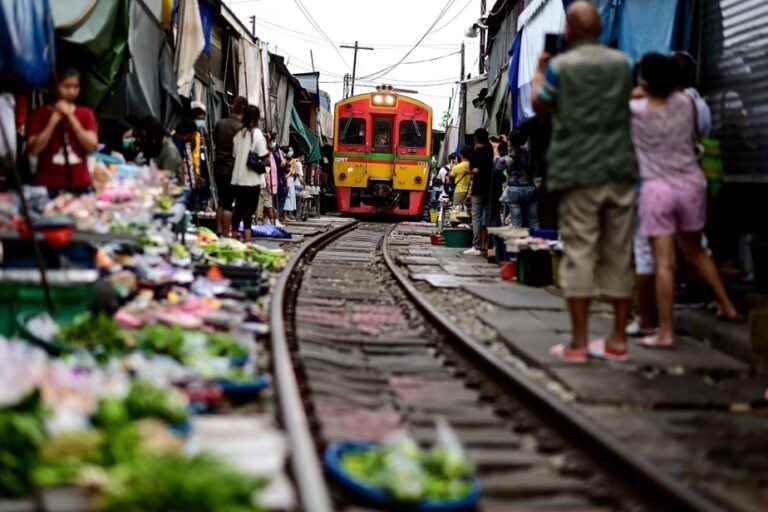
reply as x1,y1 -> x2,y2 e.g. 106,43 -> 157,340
324,442 -> 480,511
0,282 -> 94,337
443,228 -> 473,248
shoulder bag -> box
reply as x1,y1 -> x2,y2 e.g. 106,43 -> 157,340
246,130 -> 266,174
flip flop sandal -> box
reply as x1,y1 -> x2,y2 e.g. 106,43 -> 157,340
549,344 -> 588,364
637,335 -> 676,349
588,339 -> 629,362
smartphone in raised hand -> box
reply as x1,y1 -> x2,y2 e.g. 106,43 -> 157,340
544,33 -> 566,55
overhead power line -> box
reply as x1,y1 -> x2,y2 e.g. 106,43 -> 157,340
432,0 -> 475,34
292,0 -> 350,69
360,0 -> 458,81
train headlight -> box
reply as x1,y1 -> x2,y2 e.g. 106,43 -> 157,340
339,172 -> 347,181
414,176 -> 423,185
372,94 -> 395,106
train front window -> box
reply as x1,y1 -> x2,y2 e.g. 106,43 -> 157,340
339,117 -> 366,146
399,120 -> 427,148
373,117 -> 393,152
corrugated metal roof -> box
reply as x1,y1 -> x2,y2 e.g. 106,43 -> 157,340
701,0 -> 768,182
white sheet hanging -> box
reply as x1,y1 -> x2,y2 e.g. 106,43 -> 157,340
176,0 -> 205,98
516,0 -> 567,122
237,38 -> 263,110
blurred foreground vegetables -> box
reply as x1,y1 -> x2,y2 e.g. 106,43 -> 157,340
0,391 -> 47,498
340,433 -> 474,503
102,454 -> 264,512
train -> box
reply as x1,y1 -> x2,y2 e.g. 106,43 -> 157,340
332,87 -> 432,217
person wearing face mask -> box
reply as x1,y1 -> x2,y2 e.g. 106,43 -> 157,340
27,68 -> 98,196
137,116 -> 180,175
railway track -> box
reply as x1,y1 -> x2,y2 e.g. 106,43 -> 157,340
271,221 -> 725,512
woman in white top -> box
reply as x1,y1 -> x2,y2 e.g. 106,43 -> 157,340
231,105 -> 269,240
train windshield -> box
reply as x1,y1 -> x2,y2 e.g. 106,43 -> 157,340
399,120 -> 427,148
339,117 -> 366,146
373,117 -> 393,153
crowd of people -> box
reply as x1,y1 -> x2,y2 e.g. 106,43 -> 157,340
432,1 -> 738,365
527,1 -> 738,363
10,69 -> 309,241
432,128 -> 541,258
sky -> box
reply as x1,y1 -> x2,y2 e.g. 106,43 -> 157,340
224,0 -> 484,129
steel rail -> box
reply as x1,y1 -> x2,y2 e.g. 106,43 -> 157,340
269,219 -> 359,512
381,225 -> 726,512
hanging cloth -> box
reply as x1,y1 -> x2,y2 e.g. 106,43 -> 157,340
0,0 -> 55,87
176,0 -> 205,98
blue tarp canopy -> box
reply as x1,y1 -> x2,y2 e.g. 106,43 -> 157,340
597,0 -> 694,61
509,0 -> 693,128
0,0 -> 56,86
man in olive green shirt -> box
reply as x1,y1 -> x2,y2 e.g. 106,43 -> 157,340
533,1 -> 637,363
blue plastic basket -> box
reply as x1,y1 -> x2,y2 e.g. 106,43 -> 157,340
324,442 -> 480,511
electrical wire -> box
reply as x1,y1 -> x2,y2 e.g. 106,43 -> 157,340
360,0 -> 458,80
432,0 -> 475,34
401,50 -> 461,65
292,0 -> 350,69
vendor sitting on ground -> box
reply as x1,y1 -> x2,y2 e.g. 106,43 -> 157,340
27,68 -> 98,196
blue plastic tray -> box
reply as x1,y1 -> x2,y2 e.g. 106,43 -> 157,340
324,442 -> 480,511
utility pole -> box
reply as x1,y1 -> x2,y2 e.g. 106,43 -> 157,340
340,41 -> 374,97
249,15 -> 256,37
479,0 -> 487,75
458,42 -> 467,147
310,49 -> 315,72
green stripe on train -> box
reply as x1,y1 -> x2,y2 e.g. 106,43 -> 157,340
335,152 -> 430,162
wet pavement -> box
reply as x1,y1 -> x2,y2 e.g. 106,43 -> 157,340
388,222 -> 768,512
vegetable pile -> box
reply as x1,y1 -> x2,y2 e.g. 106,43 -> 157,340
340,424 -> 475,503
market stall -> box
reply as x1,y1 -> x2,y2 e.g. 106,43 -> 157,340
0,155 -> 296,510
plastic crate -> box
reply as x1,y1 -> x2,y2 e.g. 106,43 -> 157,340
0,282 -> 95,337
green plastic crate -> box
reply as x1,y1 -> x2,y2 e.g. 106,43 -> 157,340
0,282 -> 94,337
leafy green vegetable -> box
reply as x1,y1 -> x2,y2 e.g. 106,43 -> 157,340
33,430 -> 104,488
124,381 -> 188,426
340,440 -> 474,503
0,391 -> 47,498
246,245 -> 287,271
206,333 -> 248,359
136,324 -> 186,361
171,242 -> 190,260
93,381 -> 187,431
102,454 -> 264,512
156,194 -> 174,213
60,313 -> 129,362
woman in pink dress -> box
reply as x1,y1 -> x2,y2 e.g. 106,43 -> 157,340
631,53 -> 738,348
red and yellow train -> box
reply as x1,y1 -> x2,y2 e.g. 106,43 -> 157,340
333,87 -> 432,216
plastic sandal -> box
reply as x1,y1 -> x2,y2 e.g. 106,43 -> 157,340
587,339 -> 629,362
549,344 -> 588,363
637,335 -> 676,349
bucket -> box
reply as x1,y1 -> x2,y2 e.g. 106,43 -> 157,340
443,228 -> 473,248
430,233 -> 444,246
429,209 -> 439,224
501,261 -> 517,281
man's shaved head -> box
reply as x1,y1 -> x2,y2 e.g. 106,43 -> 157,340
566,1 -> 603,42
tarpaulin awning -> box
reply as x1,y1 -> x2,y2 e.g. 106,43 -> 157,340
508,0 -> 692,129
0,0 -> 56,87
56,0 -> 129,109
290,106 -> 321,163
598,0 -> 694,62
510,0 -> 567,128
